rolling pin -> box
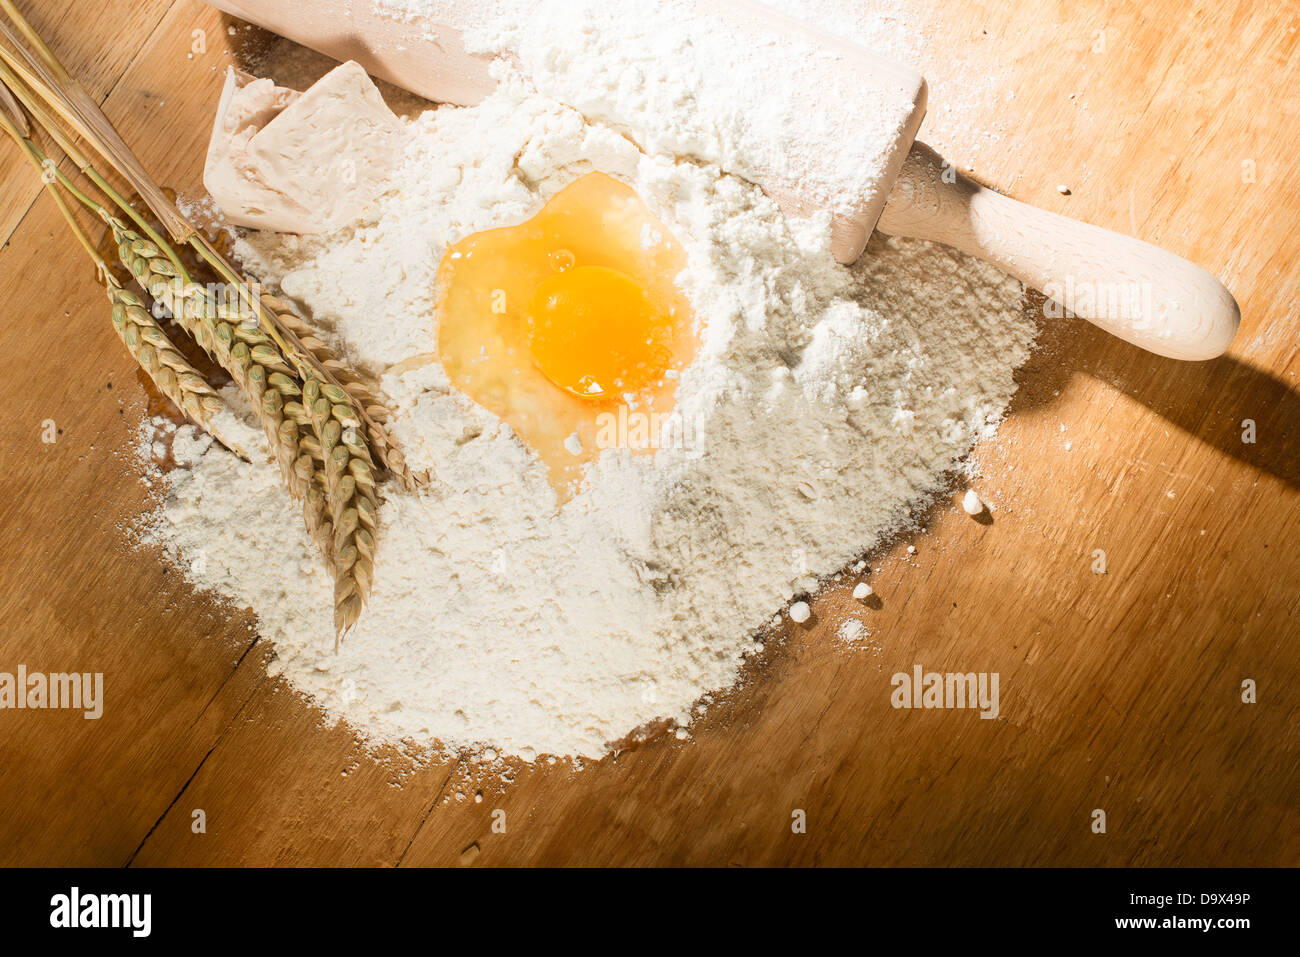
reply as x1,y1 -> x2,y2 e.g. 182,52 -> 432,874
205,0 -> 1240,361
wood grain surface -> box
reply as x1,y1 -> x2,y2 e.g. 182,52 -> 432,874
0,0 -> 1294,867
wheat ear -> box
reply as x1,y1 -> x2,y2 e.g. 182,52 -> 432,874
115,224 -> 386,638
122,237 -> 420,492
107,280 -> 248,457
298,376 -> 380,639
258,294 -> 424,492
113,222 -> 375,635
115,225 -> 351,595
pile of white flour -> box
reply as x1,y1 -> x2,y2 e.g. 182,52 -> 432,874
147,1 -> 1036,760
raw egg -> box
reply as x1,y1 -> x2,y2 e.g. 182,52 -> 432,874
433,172 -> 695,497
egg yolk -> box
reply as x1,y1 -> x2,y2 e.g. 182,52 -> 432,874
525,265 -> 675,398
430,172 -> 695,498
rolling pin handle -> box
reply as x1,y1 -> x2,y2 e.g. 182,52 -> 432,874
878,142 -> 1241,361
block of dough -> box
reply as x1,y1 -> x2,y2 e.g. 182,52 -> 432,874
203,60 -> 402,233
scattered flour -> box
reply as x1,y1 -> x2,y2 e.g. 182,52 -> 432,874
145,1 -> 1036,761
837,617 -> 868,644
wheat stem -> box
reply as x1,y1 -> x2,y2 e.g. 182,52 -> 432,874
0,10 -> 190,241
0,0 -> 71,86
0,111 -> 243,454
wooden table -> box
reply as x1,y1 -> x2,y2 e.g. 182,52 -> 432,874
0,0 -> 1294,867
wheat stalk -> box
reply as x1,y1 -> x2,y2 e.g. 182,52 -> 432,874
0,0 -> 424,502
0,2 -> 429,638
0,115 -> 368,641
19,84 -> 385,637
0,18 -> 410,492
